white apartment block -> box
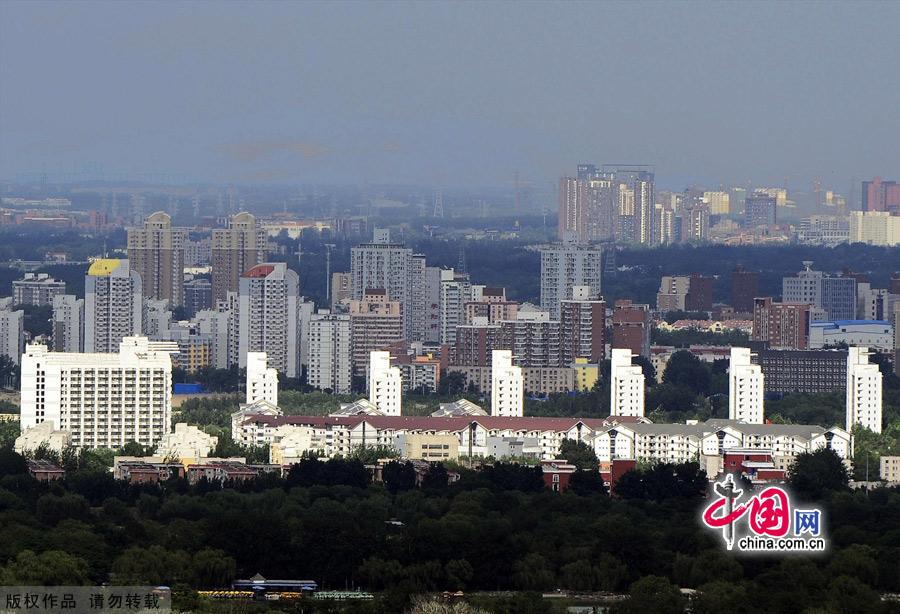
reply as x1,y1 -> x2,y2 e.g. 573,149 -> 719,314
491,350 -> 523,417
729,347 -> 764,424
846,346 -> 883,433
20,337 -> 177,449
84,259 -> 143,353
368,350 -> 402,416
246,351 -> 278,406
143,298 -> 171,339
540,242 -> 602,320
850,211 -> 900,246
881,456 -> 900,483
237,262 -> 300,378
13,273 -> 66,306
307,311 -> 352,394
52,294 -> 84,353
610,348 -> 645,418
0,301 -> 24,365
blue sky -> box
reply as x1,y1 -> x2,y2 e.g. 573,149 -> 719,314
1,1 -> 898,189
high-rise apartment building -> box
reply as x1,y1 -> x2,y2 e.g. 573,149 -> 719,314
246,351 -> 278,406
368,351 -> 402,416
440,269 -> 472,344
752,298 -> 810,349
453,318 -> 503,366
84,259 -> 143,353
0,299 -> 24,365
491,350 -> 523,417
211,212 -> 268,303
744,193 -> 777,227
330,272 -> 354,311
685,273 -> 715,312
540,241 -> 602,320
237,263 -> 301,378
703,191 -> 730,216
731,265 -> 759,313
634,171 -> 655,246
850,211 -> 900,246
350,229 -> 418,339
127,212 -> 187,306
728,347 -> 764,424
307,310 -> 352,394
51,294 -> 84,353
610,348 -> 645,418
611,299 -> 650,358
846,347 -> 882,433
19,337 -> 177,449
463,287 -> 518,325
348,289 -> 403,376
13,273 -> 65,306
559,286 -> 605,364
499,307 -> 561,367
183,278 -> 212,318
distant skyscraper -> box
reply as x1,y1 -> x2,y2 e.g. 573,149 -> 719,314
307,310 -> 352,394
540,241 -> 602,320
703,191 -> 730,216
634,171 -> 655,245
211,212 -> 268,303
127,211 -> 187,306
237,263 -> 301,378
744,192 -> 777,227
862,177 -> 900,214
84,259 -> 143,353
350,229 -> 418,338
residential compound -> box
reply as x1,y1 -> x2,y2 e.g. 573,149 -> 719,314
19,337 -> 177,449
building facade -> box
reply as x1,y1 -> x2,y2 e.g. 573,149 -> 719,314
127,211 -> 187,306
84,259 -> 143,353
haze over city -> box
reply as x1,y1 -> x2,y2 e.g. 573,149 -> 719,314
2,1 -> 899,188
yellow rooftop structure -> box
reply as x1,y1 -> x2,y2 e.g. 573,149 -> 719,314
87,258 -> 123,276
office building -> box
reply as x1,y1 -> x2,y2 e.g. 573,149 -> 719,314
744,192 -> 777,227
211,212 -> 268,303
13,273 -> 65,306
611,299 -> 651,358
491,350 -> 523,417
127,212 -> 187,306
84,259 -> 143,353
307,311 -> 352,394
246,352 -> 278,406
798,215 -> 850,246
782,262 -> 857,320
19,337 -> 177,449
703,191 -> 730,216
368,351 -> 402,416
728,348 -> 764,424
809,320 -> 893,350
862,177 -> 900,214
752,298 -> 810,350
51,294 -> 84,353
237,263 -> 300,378
731,265 -> 759,313
754,349 -> 848,395
610,348 -> 645,418
559,286 -> 605,364
846,347 -> 882,433
348,289 -> 403,376
539,241 -> 602,320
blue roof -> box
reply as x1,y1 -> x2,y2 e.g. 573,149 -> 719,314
810,320 -> 890,327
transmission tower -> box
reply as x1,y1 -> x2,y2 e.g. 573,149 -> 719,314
433,190 -> 444,218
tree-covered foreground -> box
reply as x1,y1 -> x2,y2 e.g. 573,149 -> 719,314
1,443 -> 899,613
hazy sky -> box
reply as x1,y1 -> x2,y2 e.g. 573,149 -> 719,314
1,1 -> 898,190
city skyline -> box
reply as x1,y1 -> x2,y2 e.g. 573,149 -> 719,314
2,2 -> 899,189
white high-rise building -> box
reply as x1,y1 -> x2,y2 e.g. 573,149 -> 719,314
19,337 -> 177,449
142,299 -> 171,339
368,350 -> 402,416
491,349 -> 523,417
237,263 -> 301,378
84,259 -> 143,353
540,242 -> 603,320
846,346 -> 883,433
52,294 -> 84,353
610,348 -> 645,418
246,352 -> 278,406
440,268 -> 472,344
307,311 -> 352,394
728,347 -> 764,424
0,299 -> 24,365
